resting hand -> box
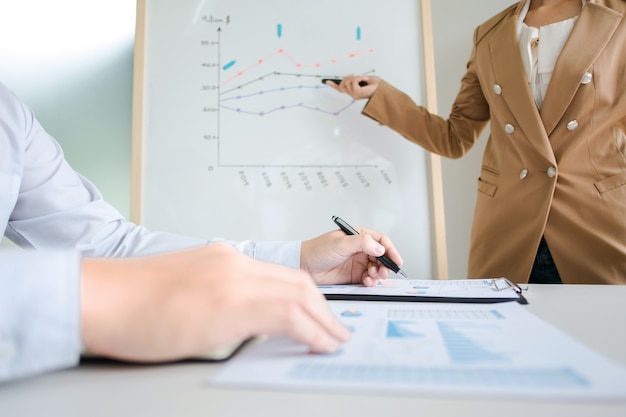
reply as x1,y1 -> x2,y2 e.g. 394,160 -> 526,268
325,75 -> 381,100
81,243 -> 350,362
301,227 -> 403,287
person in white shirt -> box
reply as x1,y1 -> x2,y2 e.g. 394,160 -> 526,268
0,81 -> 403,383
327,0 -> 626,285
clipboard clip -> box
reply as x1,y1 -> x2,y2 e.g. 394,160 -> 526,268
491,278 -> 523,294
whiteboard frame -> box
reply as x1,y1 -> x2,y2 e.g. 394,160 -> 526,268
130,0 -> 448,279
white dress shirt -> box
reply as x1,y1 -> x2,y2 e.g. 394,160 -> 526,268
0,82 -> 299,383
517,0 -> 585,110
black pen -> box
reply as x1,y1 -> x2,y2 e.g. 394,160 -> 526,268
332,215 -> 410,280
321,78 -> 368,87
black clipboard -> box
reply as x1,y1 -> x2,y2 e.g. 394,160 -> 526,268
320,278 -> 528,305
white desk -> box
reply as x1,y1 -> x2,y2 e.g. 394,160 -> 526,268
1,285 -> 625,417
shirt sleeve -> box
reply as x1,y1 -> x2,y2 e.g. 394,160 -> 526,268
0,82 -> 302,384
362,43 -> 489,160
0,250 -> 82,383
231,240 -> 301,269
0,81 -> 301,266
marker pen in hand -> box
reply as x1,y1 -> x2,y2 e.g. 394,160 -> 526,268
332,215 -> 410,279
321,78 -> 368,87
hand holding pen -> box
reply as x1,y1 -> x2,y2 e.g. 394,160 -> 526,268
332,216 -> 410,280
323,75 -> 381,100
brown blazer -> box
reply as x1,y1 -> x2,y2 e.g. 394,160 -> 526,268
363,0 -> 626,284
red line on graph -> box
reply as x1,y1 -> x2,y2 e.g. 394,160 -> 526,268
221,48 -> 374,86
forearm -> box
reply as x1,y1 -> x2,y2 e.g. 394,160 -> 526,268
80,244 -> 347,363
363,78 -> 489,159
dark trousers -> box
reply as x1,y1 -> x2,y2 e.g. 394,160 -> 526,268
529,236 -> 562,284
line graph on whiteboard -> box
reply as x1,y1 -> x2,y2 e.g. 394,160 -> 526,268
142,0 -> 434,277
201,16 -> 387,171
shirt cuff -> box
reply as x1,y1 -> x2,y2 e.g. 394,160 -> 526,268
220,240 -> 301,269
253,240 -> 301,269
0,250 -> 82,383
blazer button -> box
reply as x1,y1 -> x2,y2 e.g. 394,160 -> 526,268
519,168 -> 528,179
504,123 -> 515,134
493,84 -> 502,95
567,120 -> 579,131
546,166 -> 557,178
581,72 -> 593,85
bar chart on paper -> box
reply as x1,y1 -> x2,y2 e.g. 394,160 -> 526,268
212,301 -> 626,400
139,0 -> 434,276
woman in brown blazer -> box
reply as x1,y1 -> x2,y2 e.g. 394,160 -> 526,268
328,0 -> 626,285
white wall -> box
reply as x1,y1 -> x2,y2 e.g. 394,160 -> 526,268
431,0 -> 515,278
0,0 -> 516,278
0,0 -> 136,219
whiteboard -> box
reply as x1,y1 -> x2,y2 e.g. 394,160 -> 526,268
132,0 -> 446,279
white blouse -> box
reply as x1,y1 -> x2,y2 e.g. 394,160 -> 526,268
517,0 -> 585,110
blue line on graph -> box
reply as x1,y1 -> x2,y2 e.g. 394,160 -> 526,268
220,84 -> 325,102
219,76 -> 358,116
277,23 -> 282,38
356,26 -> 361,40
220,100 -> 356,117
223,60 -> 236,71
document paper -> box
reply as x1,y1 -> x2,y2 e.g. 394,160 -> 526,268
211,301 -> 626,401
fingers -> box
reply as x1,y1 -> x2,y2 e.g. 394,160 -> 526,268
361,271 -> 380,287
340,228 -> 403,284
325,75 -> 376,99
341,228 -> 403,271
302,224 -> 404,287
242,297 -> 348,354
325,79 -> 341,91
344,77 -> 370,98
234,262 -> 350,352
358,227 -> 404,268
